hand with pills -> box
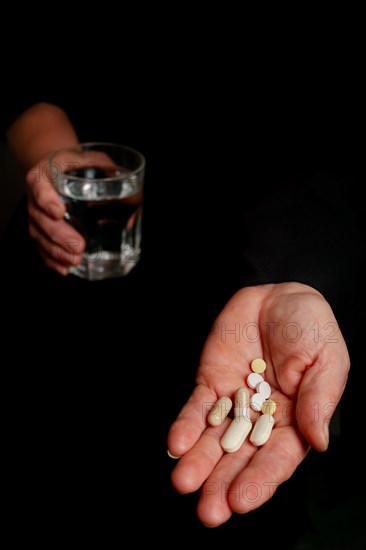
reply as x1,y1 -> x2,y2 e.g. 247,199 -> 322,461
167,282 -> 350,527
218,360 -> 275,452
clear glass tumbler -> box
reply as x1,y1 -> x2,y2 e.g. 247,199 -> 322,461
49,142 -> 145,280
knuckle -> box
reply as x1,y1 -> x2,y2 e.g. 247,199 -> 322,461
28,204 -> 42,227
27,198 -> 35,217
31,181 -> 53,209
26,168 -> 37,186
29,223 -> 36,239
48,244 -> 61,260
33,185 -> 44,205
44,256 -> 55,270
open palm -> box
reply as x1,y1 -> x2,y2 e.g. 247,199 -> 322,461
168,282 -> 350,527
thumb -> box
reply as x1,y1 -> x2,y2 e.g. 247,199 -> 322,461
296,344 -> 350,451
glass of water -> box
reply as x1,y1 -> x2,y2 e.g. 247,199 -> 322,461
49,143 -> 145,281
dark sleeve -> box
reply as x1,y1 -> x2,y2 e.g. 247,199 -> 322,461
0,85 -> 91,142
235,170 -> 365,310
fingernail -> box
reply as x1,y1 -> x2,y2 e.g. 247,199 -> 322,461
58,267 -> 69,277
70,256 -> 83,265
167,450 -> 181,460
321,424 -> 329,451
48,204 -> 63,219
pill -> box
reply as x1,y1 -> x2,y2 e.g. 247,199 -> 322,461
234,387 -> 250,419
235,405 -> 251,421
250,413 -> 275,446
235,387 -> 250,408
221,415 -> 253,453
250,392 -> 265,411
207,396 -> 232,426
257,380 -> 271,399
251,358 -> 267,373
262,399 -> 276,415
247,372 -> 264,389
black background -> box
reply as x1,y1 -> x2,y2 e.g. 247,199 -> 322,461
1,15 -> 365,545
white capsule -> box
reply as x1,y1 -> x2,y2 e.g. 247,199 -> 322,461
235,387 -> 249,407
234,405 -> 251,420
221,416 -> 253,453
250,392 -> 265,411
207,396 -> 232,426
257,380 -> 271,399
250,413 -> 275,446
234,387 -> 251,419
247,372 -> 264,389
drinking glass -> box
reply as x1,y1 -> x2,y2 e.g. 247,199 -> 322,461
49,142 -> 145,280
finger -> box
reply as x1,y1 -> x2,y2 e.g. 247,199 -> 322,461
229,424 -> 309,514
29,222 -> 83,266
167,384 -> 217,458
296,341 -> 350,451
171,419 -> 229,494
35,244 -> 69,276
197,440 -> 256,527
28,199 -> 85,253
27,164 -> 65,220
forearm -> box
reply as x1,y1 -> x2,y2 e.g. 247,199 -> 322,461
6,102 -> 78,173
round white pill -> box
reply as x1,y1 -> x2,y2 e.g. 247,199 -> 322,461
247,373 -> 264,389
250,392 -> 265,411
257,381 -> 271,399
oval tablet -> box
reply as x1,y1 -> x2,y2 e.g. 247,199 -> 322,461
221,416 -> 253,453
208,396 -> 232,426
250,413 -> 275,446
